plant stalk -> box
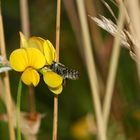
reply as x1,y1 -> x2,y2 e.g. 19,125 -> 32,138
20,0 -> 36,114
126,0 -> 140,80
0,5 -> 15,140
76,0 -> 106,140
52,0 -> 61,140
20,0 -> 30,37
16,79 -> 22,140
103,1 -> 125,128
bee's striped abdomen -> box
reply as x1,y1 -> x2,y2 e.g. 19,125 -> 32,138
48,61 -> 79,80
63,68 -> 79,80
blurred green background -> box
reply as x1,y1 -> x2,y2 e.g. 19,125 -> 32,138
0,0 -> 140,140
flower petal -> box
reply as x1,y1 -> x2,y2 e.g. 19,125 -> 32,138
43,40 -> 56,65
43,71 -> 63,88
46,40 -> 56,61
21,68 -> 40,86
49,85 -> 63,94
19,32 -> 29,48
26,48 -> 46,69
9,49 -> 28,71
28,37 -> 45,52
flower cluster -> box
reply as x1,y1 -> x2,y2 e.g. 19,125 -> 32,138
9,32 -> 63,94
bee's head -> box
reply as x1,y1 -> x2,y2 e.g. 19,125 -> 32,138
50,61 -> 58,71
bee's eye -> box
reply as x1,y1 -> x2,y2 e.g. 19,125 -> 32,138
54,63 -> 58,67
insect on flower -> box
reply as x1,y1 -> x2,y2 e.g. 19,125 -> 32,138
9,32 -> 80,94
46,61 -> 80,80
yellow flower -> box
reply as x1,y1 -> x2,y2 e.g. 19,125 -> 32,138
43,70 -> 63,94
28,35 -> 63,94
29,37 -> 63,94
10,47 -> 46,86
10,32 -> 63,94
28,36 -> 56,65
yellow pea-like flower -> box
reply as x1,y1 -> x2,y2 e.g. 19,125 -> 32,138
43,71 -> 63,88
25,48 -> 46,69
28,37 -> 56,65
9,47 -> 46,86
43,40 -> 56,65
10,32 -> 63,94
19,32 -> 29,48
43,70 -> 63,94
28,37 -> 44,52
49,85 -> 63,95
22,33 -> 63,94
9,49 -> 28,72
21,67 -> 40,86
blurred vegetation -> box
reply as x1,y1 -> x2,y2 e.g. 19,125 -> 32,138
0,0 -> 140,140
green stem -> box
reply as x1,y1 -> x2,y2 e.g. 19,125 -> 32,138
16,79 -> 22,140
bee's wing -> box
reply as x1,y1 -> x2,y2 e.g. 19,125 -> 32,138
62,79 -> 67,86
57,62 -> 65,67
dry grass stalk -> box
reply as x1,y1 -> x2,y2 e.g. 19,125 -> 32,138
126,1 -> 140,79
20,0 -> 36,114
20,0 -> 30,37
0,80 -> 44,140
0,6 -> 15,140
52,0 -> 61,140
90,15 -> 137,62
92,2 -> 140,127
101,0 -> 118,22
19,0 -> 37,139
55,0 -> 61,61
62,0 -> 84,59
103,0 -> 125,128
85,0 -> 106,96
90,1 -> 140,64
53,96 -> 58,140
85,0 -> 104,50
76,0 -> 106,140
88,0 -> 126,135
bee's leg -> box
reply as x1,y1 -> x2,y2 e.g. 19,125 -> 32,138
62,79 -> 67,86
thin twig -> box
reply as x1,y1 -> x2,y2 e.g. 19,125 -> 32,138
16,79 -> 22,140
103,1 -> 125,128
0,5 -> 15,140
20,0 -> 36,114
20,0 -> 30,37
52,0 -> 61,140
0,81 -> 43,138
76,0 -> 106,140
126,0 -> 140,80
101,0 -> 117,22
85,0 -> 104,55
55,0 -> 61,61
85,0 -> 106,94
62,0 -> 84,59
53,95 -> 58,140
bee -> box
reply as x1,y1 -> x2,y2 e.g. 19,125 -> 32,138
46,61 -> 79,80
